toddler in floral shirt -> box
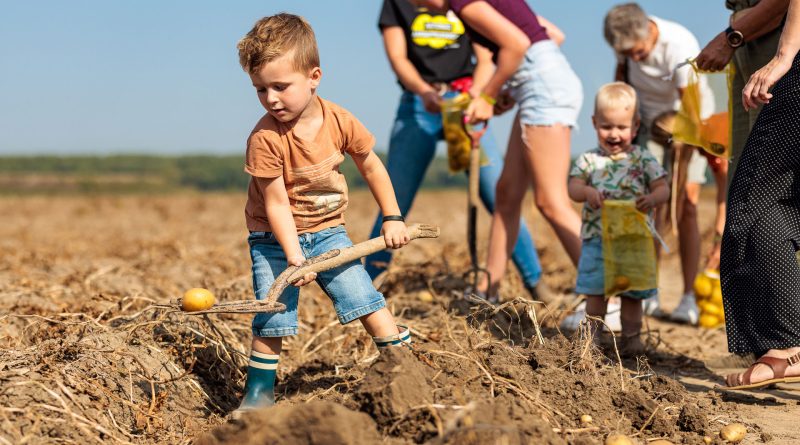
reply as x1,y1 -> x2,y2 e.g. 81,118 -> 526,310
568,82 -> 669,354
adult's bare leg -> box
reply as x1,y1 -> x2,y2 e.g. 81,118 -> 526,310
481,116 -> 531,296
679,182 -> 701,295
522,123 -> 582,264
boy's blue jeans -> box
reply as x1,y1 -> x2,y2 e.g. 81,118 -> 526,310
365,91 -> 543,288
249,225 -> 385,337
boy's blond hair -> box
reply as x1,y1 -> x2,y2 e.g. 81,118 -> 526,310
238,13 -> 320,75
594,82 -> 639,119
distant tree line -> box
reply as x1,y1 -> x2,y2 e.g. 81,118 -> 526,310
0,154 -> 468,194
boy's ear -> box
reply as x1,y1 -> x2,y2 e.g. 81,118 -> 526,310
631,116 -> 641,138
309,67 -> 322,88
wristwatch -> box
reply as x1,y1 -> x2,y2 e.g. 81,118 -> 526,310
725,26 -> 744,48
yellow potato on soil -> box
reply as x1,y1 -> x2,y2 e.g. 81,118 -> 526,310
580,414 -> 593,425
694,274 -> 713,299
614,276 -> 631,291
703,436 -> 713,444
699,314 -> 721,329
182,288 -> 216,312
605,434 -> 635,445
416,290 -> 434,303
719,423 -> 747,443
649,440 -> 675,445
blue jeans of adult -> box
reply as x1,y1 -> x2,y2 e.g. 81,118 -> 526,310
365,90 -> 543,288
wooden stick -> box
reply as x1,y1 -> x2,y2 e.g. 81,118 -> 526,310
158,223 -> 439,315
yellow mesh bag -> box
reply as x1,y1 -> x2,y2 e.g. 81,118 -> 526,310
672,61 -> 732,159
601,200 -> 658,296
441,93 -> 473,173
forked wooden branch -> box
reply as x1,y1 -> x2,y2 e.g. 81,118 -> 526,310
158,223 -> 440,315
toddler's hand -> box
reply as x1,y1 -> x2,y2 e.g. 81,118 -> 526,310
585,187 -> 604,209
287,255 -> 317,287
382,221 -> 410,249
635,194 -> 658,212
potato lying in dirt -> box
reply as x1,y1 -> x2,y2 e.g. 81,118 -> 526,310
605,434 -> 635,445
648,440 -> 675,445
720,423 -> 747,442
181,288 -> 216,311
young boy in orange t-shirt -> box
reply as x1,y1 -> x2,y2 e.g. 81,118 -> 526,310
236,13 -> 411,411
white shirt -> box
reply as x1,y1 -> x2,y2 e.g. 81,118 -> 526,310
626,16 -> 715,127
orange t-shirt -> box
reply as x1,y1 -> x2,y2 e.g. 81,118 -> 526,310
244,96 -> 375,234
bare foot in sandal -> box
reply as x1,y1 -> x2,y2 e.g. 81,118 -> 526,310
725,347 -> 800,389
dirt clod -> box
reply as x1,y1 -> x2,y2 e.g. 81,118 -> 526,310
196,402 -> 382,445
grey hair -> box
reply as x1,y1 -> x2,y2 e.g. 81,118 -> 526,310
604,3 -> 650,52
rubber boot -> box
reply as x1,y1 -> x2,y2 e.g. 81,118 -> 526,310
372,325 -> 412,349
236,351 -> 279,412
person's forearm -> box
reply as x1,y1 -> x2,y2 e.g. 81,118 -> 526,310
776,0 -> 800,59
732,0 -> 790,42
650,182 -> 670,205
355,153 -> 402,217
390,57 -> 435,95
266,204 -> 303,260
537,16 -> 565,46
567,180 -> 589,202
470,47 -> 495,95
481,48 -> 525,98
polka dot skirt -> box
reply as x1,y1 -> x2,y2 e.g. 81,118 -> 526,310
721,52 -> 800,354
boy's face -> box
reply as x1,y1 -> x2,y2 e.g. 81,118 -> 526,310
592,106 -> 639,155
250,51 -> 321,123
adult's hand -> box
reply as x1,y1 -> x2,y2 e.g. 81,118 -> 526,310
420,90 -> 442,114
493,90 -> 516,116
696,33 -> 736,72
465,95 -> 494,124
743,54 -> 793,110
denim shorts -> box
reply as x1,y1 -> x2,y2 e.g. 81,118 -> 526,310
575,237 -> 657,300
248,225 -> 386,337
505,40 -> 583,128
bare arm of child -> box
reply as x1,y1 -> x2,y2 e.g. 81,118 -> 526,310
458,1 -> 531,123
568,177 -> 603,209
635,177 -> 669,212
351,151 -> 410,249
382,26 -> 441,113
260,176 -> 317,286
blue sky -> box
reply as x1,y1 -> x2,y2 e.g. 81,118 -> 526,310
0,1 -> 729,156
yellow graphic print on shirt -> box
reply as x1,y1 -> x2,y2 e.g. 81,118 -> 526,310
411,10 -> 465,49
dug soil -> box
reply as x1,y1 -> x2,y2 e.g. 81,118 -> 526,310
1,190 -> 796,444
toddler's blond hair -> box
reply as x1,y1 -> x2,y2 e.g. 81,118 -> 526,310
238,13 -> 319,75
594,82 -> 639,119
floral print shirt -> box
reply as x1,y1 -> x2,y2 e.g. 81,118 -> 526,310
570,145 -> 667,239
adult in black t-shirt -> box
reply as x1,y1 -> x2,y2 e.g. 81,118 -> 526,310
364,0 -> 549,301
